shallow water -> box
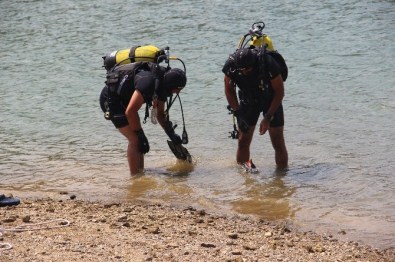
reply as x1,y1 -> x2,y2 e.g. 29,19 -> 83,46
1,0 -> 394,249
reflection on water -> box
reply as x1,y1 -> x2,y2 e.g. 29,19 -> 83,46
230,169 -> 296,220
126,176 -> 159,200
126,160 -> 196,203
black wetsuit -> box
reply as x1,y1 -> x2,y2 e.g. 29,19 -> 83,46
222,52 -> 284,127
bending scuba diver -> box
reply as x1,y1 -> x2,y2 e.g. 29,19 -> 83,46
99,45 -> 192,175
223,22 -> 288,173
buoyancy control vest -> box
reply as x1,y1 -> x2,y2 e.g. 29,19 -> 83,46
103,61 -> 165,121
102,45 -> 164,71
105,62 -> 163,98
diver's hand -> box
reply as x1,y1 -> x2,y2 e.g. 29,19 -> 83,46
135,129 -> 150,154
259,119 -> 270,135
164,121 -> 182,144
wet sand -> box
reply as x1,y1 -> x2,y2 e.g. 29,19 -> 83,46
1,195 -> 394,261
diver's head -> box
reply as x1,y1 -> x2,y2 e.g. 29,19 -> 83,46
234,48 -> 257,70
163,68 -> 187,94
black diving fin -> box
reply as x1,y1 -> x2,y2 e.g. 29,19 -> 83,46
167,140 -> 192,163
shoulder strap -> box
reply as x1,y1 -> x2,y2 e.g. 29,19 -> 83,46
257,46 -> 269,83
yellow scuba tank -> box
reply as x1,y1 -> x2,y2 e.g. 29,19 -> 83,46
237,21 -> 276,51
250,34 -> 275,51
103,45 -> 162,71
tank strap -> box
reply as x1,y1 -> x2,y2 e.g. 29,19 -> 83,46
129,46 -> 141,63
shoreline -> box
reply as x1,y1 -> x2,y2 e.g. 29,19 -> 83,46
1,196 -> 394,261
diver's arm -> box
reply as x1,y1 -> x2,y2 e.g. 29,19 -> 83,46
259,74 -> 284,135
266,74 -> 284,117
224,75 -> 239,111
125,90 -> 144,131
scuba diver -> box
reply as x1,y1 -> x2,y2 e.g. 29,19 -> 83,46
100,45 -> 191,175
223,22 -> 288,172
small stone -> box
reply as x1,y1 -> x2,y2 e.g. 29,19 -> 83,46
184,206 -> 196,211
198,209 -> 206,216
123,207 -> 133,212
117,215 -> 128,222
188,230 -> 197,236
243,244 -> 257,251
264,231 -> 273,237
70,195 -> 76,200
303,245 -> 314,253
201,243 -> 216,248
228,233 -> 238,239
3,217 -> 17,223
231,250 -> 242,255
167,243 -> 179,248
59,221 -> 68,226
122,222 -> 131,228
314,245 -> 326,253
286,242 -> 295,247
149,227 -> 160,234
195,218 -> 204,223
22,215 -> 31,223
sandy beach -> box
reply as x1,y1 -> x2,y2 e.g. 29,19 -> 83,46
1,195 -> 394,262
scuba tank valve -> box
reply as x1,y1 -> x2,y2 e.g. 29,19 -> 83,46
164,46 -> 170,63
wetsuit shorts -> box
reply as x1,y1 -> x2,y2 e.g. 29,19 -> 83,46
239,102 -> 284,127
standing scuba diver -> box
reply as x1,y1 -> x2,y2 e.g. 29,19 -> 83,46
223,22 -> 288,172
100,45 -> 191,175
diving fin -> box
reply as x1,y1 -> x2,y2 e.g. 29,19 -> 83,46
167,140 -> 192,163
